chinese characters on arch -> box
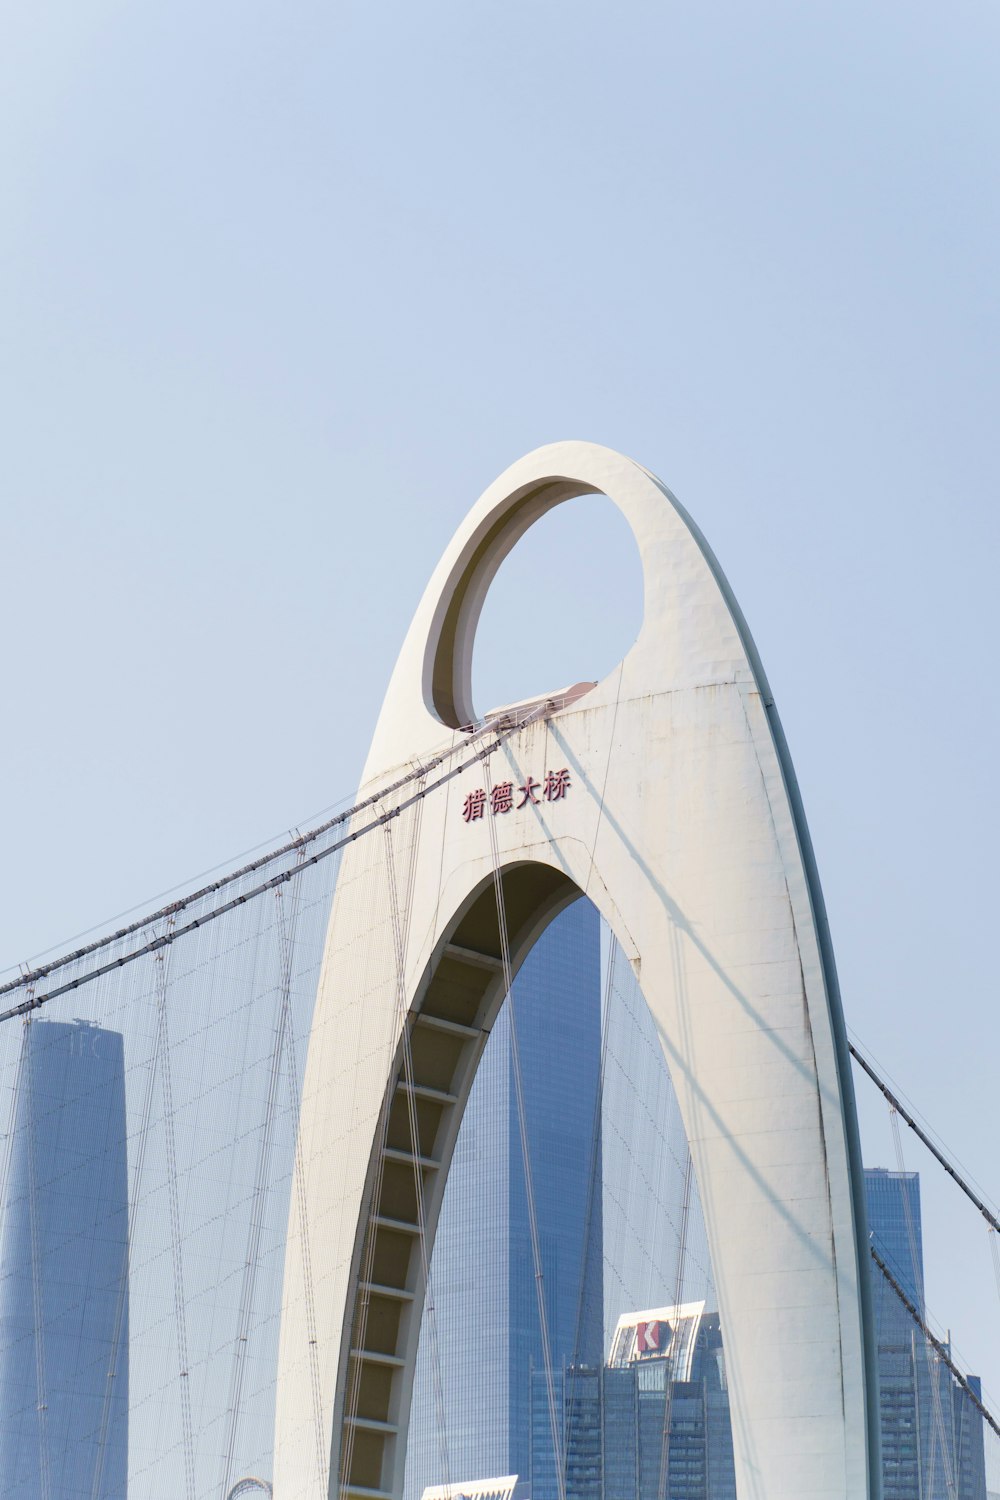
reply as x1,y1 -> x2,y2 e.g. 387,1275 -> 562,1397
461,769 -> 571,823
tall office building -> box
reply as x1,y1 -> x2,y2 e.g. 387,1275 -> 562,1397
865,1168 -> 986,1500
867,1167 -> 925,1308
0,1019 -> 129,1499
529,1303 -> 736,1500
598,944 -> 715,1349
404,900 -> 604,1500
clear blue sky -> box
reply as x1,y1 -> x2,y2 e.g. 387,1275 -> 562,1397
2,0 -> 998,1412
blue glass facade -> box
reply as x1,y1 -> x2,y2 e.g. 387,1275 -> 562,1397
529,1312 -> 736,1500
404,900 -> 603,1498
0,1020 -> 129,1499
866,1167 -> 924,1310
865,1168 -> 986,1500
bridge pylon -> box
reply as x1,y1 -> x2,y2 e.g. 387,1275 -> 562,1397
274,442 -> 880,1500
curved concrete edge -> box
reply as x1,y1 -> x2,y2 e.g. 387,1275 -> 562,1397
273,442 -> 878,1500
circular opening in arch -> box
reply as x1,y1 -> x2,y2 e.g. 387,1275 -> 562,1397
471,494 -> 644,718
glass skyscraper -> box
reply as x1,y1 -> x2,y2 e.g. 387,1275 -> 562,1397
0,1019 -> 129,1499
865,1167 -> 986,1500
404,899 -> 604,1499
867,1167 -> 924,1308
529,1304 -> 736,1500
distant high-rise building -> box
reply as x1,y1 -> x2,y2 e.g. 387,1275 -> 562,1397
530,1302 -> 736,1500
404,900 -> 604,1500
420,1476 -> 529,1500
0,1019 -> 129,1499
866,1167 -> 925,1308
865,1167 -> 986,1500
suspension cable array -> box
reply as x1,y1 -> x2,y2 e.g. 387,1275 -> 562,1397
0,703 -> 557,1026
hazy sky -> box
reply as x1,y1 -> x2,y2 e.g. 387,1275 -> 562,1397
3,0 -> 999,1410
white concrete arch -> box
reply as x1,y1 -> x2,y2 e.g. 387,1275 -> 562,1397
274,442 -> 879,1500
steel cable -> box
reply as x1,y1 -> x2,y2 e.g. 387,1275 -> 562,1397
217,863 -> 306,1499
850,1041 -> 999,1233
0,709 -> 554,1027
483,759 -> 567,1500
381,804 -> 454,1500
888,1105 -> 958,1500
871,1246 -> 1000,1444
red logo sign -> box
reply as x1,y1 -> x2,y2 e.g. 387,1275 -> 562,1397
635,1320 -> 664,1354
